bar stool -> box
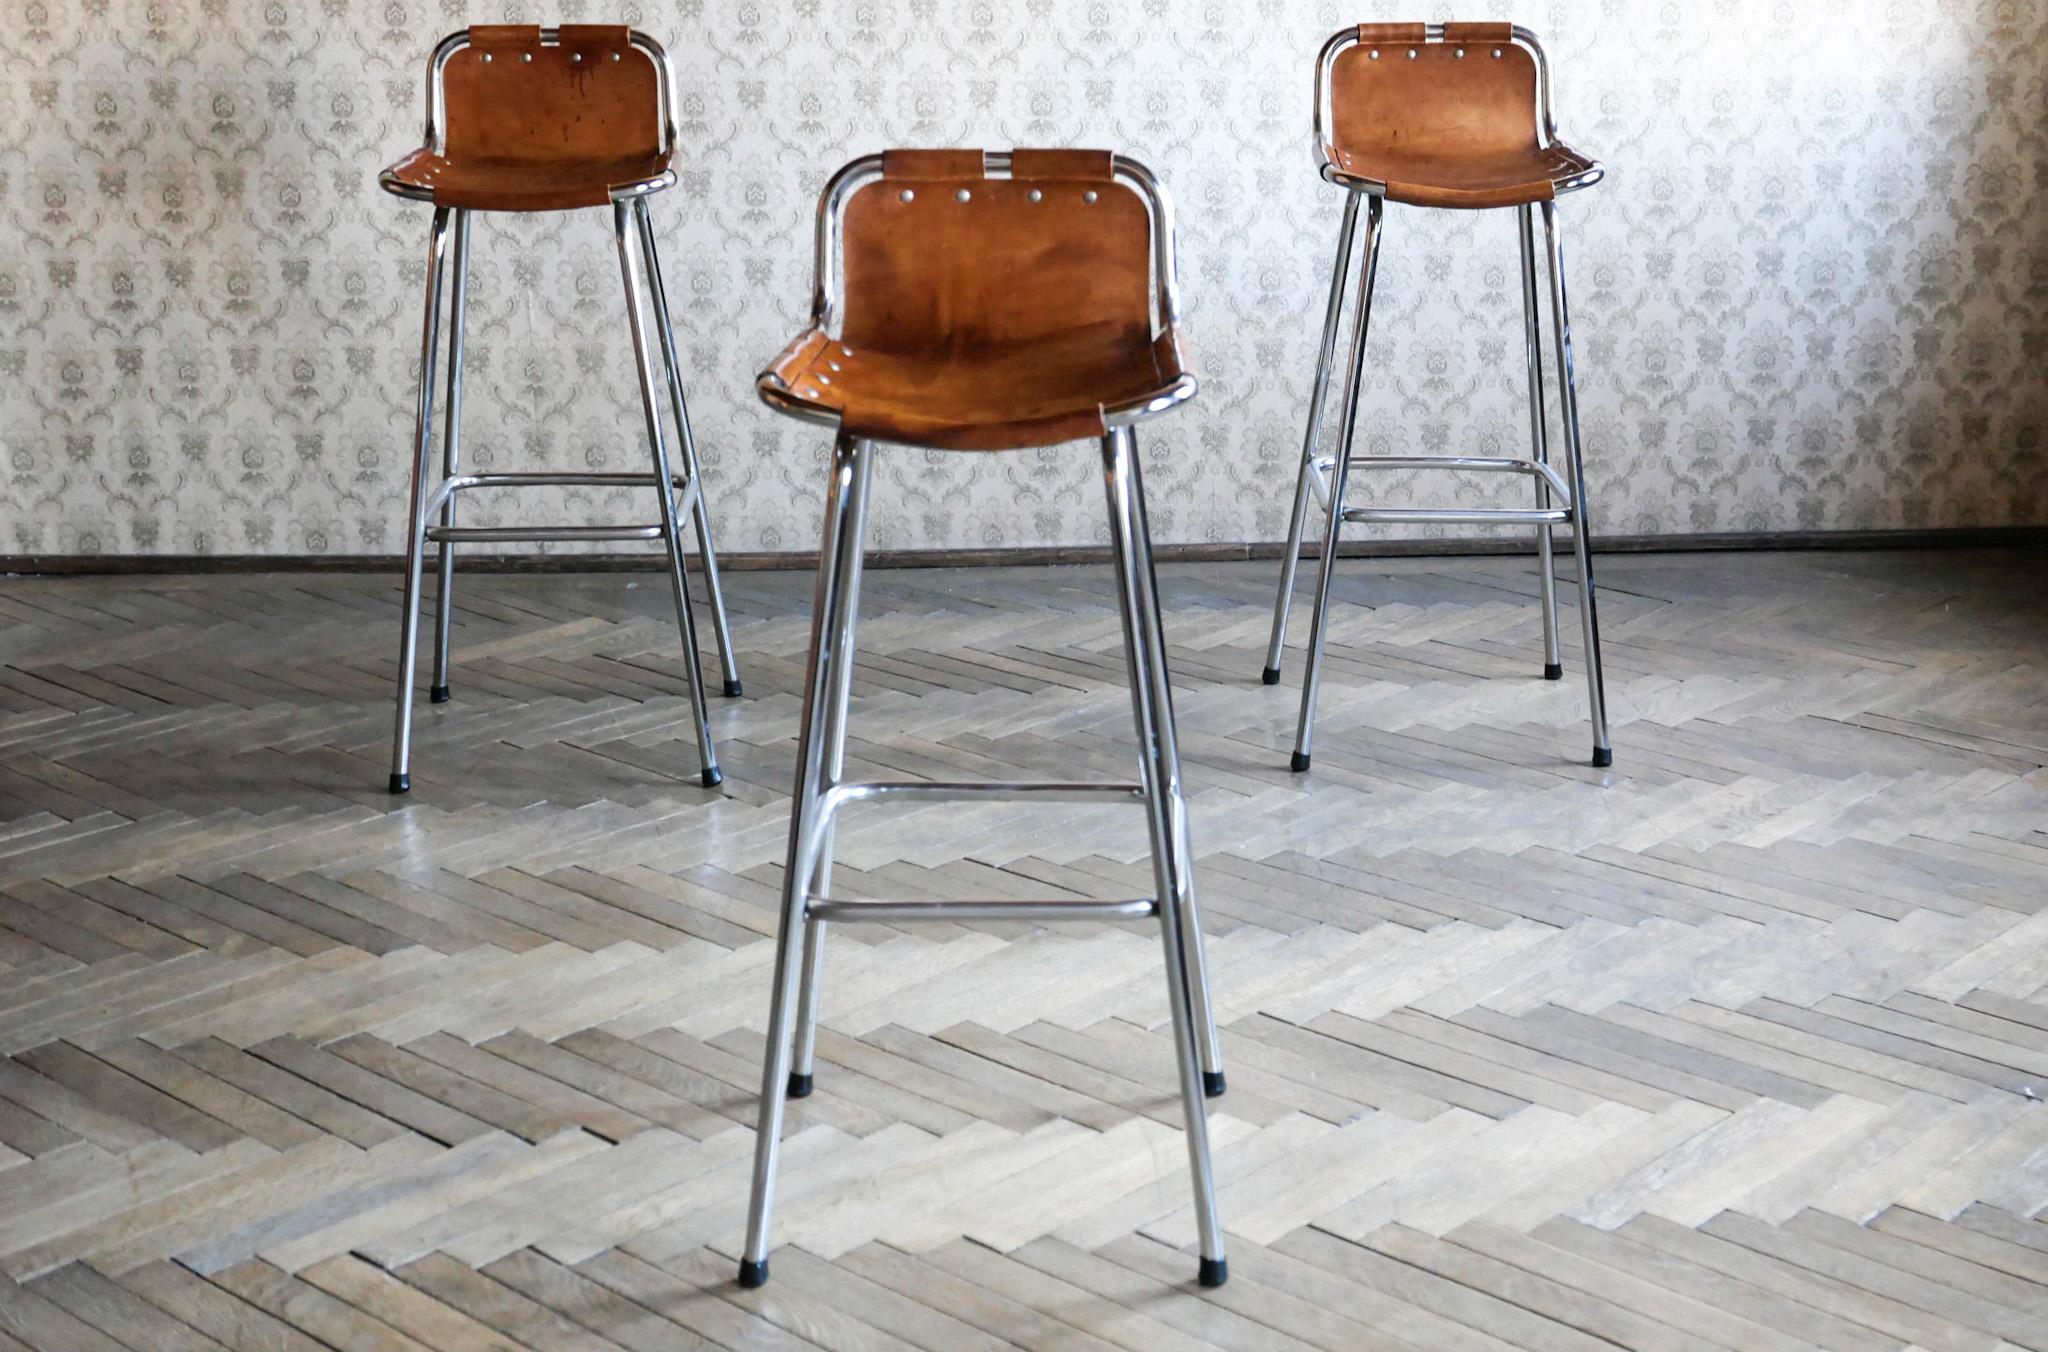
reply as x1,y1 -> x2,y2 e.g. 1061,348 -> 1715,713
377,25 -> 739,794
1263,23 -> 1613,770
738,149 -> 1227,1290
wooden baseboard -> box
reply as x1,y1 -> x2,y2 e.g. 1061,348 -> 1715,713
5,526 -> 2045,577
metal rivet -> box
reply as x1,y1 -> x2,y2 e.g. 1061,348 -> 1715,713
818,375 -> 832,385
1369,49 -> 1379,59
899,189 -> 915,203
1455,48 -> 1465,58
802,387 -> 817,397
828,361 -> 841,371
955,188 -> 971,203
571,52 -> 582,62
521,52 -> 532,62
1027,188 -> 1043,202
611,51 -> 621,61
1493,47 -> 1503,58
1083,190 -> 1099,204
1407,48 -> 1418,59
481,52 -> 492,62
841,346 -> 854,356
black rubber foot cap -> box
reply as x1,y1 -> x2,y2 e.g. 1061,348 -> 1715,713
1199,1257 -> 1229,1288
786,1072 -> 813,1099
701,766 -> 724,789
1289,752 -> 1311,774
429,684 -> 451,703
737,1258 -> 769,1288
1543,663 -> 1564,682
1203,1071 -> 1226,1098
1592,747 -> 1613,769
1260,666 -> 1282,687
724,678 -> 744,699
388,773 -> 410,795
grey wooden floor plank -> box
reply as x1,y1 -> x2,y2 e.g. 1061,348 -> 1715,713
0,552 -> 2042,1350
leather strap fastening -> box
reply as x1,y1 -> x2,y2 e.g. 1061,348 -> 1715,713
1442,22 -> 1514,42
557,24 -> 632,44
882,149 -> 988,180
1010,148 -> 1115,180
468,24 -> 543,49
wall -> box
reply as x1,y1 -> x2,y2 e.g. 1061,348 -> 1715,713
2,1 -> 2043,558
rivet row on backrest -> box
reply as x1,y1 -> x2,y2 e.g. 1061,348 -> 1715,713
479,48 -> 621,62
893,188 -> 1100,205
1367,43 -> 1508,61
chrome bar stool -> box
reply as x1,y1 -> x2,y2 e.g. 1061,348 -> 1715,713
739,149 -> 1227,1290
378,25 -> 740,794
1263,22 -> 1613,770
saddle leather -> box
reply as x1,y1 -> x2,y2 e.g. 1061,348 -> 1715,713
763,149 -> 1191,451
381,25 -> 672,211
1326,24 -> 1597,209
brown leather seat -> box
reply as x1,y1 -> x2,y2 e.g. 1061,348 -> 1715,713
1323,22 -> 1601,210
760,149 -> 1193,452
379,25 -> 673,211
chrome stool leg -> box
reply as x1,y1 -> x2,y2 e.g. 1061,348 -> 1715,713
1263,192 -> 1362,687
1518,206 -> 1564,683
635,199 -> 743,701
741,431 -> 1227,1291
785,441 -> 873,1101
617,202 -> 722,787
741,433 -> 871,1290
429,209 -> 472,707
1541,200 -> 1613,768
1103,427 -> 1226,1284
1128,448 -> 1224,1096
388,206 -> 453,796
1291,196 -> 1385,774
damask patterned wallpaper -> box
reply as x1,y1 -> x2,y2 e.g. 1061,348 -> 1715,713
2,1 -> 2043,557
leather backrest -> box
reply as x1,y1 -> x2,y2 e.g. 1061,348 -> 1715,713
838,149 -> 1156,354
441,25 -> 662,162
1328,23 -> 1540,162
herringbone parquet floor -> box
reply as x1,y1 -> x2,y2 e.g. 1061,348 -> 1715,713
1,548 -> 2045,1351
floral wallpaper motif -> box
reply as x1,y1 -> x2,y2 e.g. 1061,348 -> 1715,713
2,1 -> 2043,557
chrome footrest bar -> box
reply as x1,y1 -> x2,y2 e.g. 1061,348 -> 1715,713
793,779 -> 1149,913
1308,454 -> 1571,510
424,523 -> 667,544
420,474 -> 702,529
1342,506 -> 1570,526
807,896 -> 1158,924
826,779 -> 1145,808
448,471 -> 696,490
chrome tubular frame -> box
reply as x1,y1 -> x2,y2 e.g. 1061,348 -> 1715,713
1288,195 -> 1385,772
384,28 -> 737,795
1520,204 -> 1564,679
1543,198 -> 1612,764
739,427 -> 1227,1292
1262,191 -> 1361,685
1268,26 -> 1613,771
756,153 -> 1197,431
636,197 -> 741,697
614,199 -> 721,785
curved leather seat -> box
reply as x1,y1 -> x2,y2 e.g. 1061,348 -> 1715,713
1327,141 -> 1597,211
765,323 -> 1187,453
1324,22 -> 1601,209
759,149 -> 1193,452
378,25 -> 674,211
381,148 -> 672,212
